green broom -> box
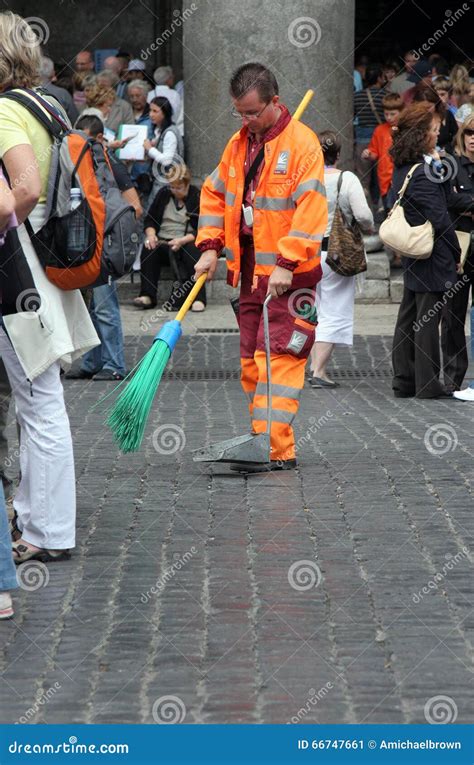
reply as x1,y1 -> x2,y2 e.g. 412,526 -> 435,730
108,273 -> 207,452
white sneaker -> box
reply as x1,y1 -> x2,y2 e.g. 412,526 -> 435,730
0,592 -> 13,620
453,386 -> 474,401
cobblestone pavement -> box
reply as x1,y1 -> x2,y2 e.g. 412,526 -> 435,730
0,335 -> 472,725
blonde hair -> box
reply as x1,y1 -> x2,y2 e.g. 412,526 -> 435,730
0,12 -> 41,89
455,113 -> 474,157
450,64 -> 470,98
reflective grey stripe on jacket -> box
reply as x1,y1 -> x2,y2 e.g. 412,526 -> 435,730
254,195 -> 295,211
208,167 -> 225,194
292,178 -> 326,203
198,214 -> 224,228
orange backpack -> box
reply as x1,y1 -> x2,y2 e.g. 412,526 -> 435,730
1,89 -> 139,289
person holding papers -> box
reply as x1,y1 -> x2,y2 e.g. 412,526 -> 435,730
143,97 -> 184,205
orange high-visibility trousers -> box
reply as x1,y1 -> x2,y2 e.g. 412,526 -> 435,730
238,243 -> 317,463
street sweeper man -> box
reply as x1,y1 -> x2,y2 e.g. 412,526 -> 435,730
194,63 -> 328,471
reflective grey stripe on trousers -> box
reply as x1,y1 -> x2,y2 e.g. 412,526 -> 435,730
252,407 -> 296,425
198,214 -> 224,228
223,246 -> 235,261
292,178 -> 326,203
255,383 -> 301,400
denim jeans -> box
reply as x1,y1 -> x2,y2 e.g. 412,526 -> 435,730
81,283 -> 126,376
0,480 -> 17,592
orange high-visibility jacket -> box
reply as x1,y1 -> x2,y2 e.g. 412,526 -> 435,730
196,118 -> 328,287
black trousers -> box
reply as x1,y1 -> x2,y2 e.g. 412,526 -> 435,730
139,241 -> 206,308
440,260 -> 474,390
392,286 -> 446,398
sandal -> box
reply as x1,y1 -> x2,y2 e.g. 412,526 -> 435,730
10,510 -> 21,542
12,541 -> 71,564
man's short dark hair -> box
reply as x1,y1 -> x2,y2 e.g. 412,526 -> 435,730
75,115 -> 104,137
229,63 -> 278,102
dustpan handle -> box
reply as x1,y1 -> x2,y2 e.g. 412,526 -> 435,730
263,295 -> 272,438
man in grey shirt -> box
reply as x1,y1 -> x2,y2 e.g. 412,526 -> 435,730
39,56 -> 78,124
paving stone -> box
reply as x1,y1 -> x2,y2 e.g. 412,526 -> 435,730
0,335 -> 472,725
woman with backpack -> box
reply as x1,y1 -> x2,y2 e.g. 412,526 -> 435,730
391,102 -> 461,399
0,12 -> 99,564
308,131 -> 374,388
144,96 -> 184,206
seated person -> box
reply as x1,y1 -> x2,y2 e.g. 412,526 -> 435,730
135,164 -> 206,312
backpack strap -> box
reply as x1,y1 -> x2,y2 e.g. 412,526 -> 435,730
0,88 -> 68,139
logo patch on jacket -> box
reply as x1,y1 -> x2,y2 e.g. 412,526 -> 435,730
274,150 -> 290,174
287,330 -> 307,353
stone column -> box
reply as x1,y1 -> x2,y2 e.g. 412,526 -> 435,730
183,0 -> 355,180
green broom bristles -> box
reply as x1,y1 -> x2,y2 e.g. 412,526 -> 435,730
107,339 -> 171,452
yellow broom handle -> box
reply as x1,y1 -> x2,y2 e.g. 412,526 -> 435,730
175,90 -> 314,324
175,273 -> 207,322
293,89 -> 314,121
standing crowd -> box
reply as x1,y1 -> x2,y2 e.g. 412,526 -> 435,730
0,10 -> 473,620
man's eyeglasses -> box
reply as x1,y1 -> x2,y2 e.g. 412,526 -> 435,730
231,101 -> 271,121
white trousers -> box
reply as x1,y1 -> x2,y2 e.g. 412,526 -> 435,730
0,328 -> 76,549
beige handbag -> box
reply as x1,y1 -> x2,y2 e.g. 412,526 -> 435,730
379,163 -> 434,260
456,230 -> 471,271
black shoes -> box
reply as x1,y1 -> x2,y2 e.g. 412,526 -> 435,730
65,368 -> 125,381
